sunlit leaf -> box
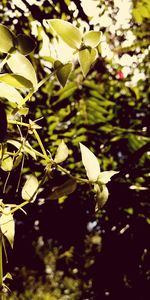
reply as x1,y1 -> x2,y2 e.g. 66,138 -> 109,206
22,174 -> 39,201
0,208 -> 15,248
54,60 -> 73,87
48,178 -> 77,200
54,140 -> 69,163
0,24 -> 15,53
79,143 -> 100,181
1,155 -> 13,171
49,19 -> 82,49
0,82 -> 23,104
3,273 -> 13,281
78,48 -> 97,77
98,171 -> 119,184
7,53 -> 37,89
83,31 -> 101,48
90,48 -> 98,65
16,34 -> 36,55
7,139 -> 37,160
0,73 -> 33,89
78,49 -> 91,77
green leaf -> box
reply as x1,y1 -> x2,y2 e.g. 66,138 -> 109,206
78,48 -> 97,77
16,34 -> 36,55
48,178 -> 77,200
78,49 -> 91,77
49,19 -> 82,49
0,73 -> 33,89
97,171 -> 119,184
0,208 -> 15,248
22,174 -> 39,201
83,31 -> 101,48
0,24 -> 15,53
7,139 -> 37,160
54,60 -> 73,87
79,143 -> 100,181
1,155 -> 13,172
95,184 -> 109,209
90,48 -> 98,65
54,140 -> 69,163
7,53 -> 37,89
0,82 -> 23,104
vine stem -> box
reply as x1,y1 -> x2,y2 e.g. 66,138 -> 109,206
33,129 -> 50,163
17,71 -> 56,109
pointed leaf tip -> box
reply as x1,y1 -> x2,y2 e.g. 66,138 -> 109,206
22,174 -> 39,202
98,171 -> 119,184
55,61 -> 73,87
0,208 -> 15,248
54,140 -> 69,163
80,143 -> 100,181
0,24 -> 15,53
83,31 -> 101,48
49,19 -> 82,49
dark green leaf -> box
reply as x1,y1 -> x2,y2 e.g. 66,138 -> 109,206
0,24 -> 15,53
16,34 -> 37,55
55,60 -> 73,87
48,178 -> 77,200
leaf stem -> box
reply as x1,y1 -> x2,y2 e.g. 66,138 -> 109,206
33,129 -> 50,163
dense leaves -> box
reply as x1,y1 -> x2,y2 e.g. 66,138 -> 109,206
0,0 -> 149,299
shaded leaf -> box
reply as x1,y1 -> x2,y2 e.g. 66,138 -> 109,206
80,143 -> 100,181
0,73 -> 33,89
0,208 -> 15,248
54,140 -> 69,163
0,102 -> 7,142
83,31 -> 101,48
48,178 -> 77,200
49,19 -> 82,49
54,60 -> 73,87
0,82 -> 23,104
22,174 -> 39,201
16,34 -> 36,55
95,184 -> 109,209
0,24 -> 15,53
7,53 -> 37,89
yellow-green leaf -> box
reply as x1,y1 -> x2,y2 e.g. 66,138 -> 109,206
78,49 -> 91,77
1,155 -> 13,172
22,174 -> 39,201
7,53 -> 37,89
79,143 -> 100,181
0,73 -> 33,89
49,19 -> 82,49
0,208 -> 15,248
83,31 -> 101,48
0,82 -> 23,104
54,140 -> 69,163
0,24 -> 15,53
